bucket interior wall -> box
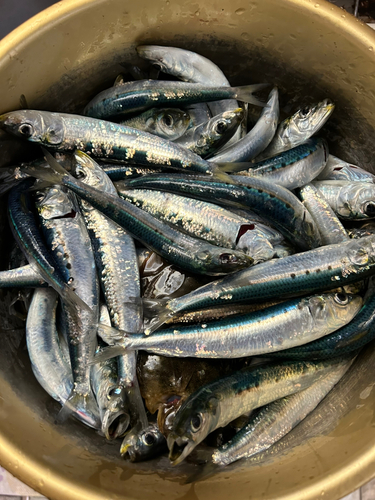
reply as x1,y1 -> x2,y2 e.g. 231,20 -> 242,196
0,1 -> 375,499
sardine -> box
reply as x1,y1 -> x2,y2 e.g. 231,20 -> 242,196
298,183 -> 349,245
95,291 -> 361,360
120,423 -> 168,462
120,108 -> 190,140
174,109 -> 243,158
209,88 -> 279,163
212,356 -> 352,465
312,180 -> 375,219
24,155 -> 253,277
257,99 -> 334,160
318,155 -> 375,183
83,80 -> 267,120
167,357 -> 348,464
0,264 -> 46,288
234,138 -> 328,190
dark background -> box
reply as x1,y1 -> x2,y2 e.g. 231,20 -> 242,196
0,0 -> 59,40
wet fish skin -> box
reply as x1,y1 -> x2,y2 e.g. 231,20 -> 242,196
74,151 -> 147,429
257,99 -> 334,160
36,185 -> 101,427
0,264 -> 46,288
120,108 -> 190,140
235,138 -> 328,190
312,180 -> 375,219
97,291 -> 362,359
0,110 -> 226,178
209,88 -> 279,163
117,173 -> 321,251
318,154 -> 375,183
167,357 -> 348,465
175,109 -> 243,158
24,157 -> 253,277
26,288 -> 72,405
83,80 -> 267,120
120,423 -> 168,462
298,183 -> 349,245
212,357 -> 352,465
141,234 -> 375,332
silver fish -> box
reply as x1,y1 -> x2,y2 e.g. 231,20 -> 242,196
74,151 -> 147,429
120,108 -> 190,140
36,186 -> 100,428
257,99 -> 335,160
318,154 -> 375,183
209,87 -> 279,163
298,183 -> 349,245
120,423 -> 168,462
212,356 -> 352,465
312,180 -> 375,219
136,45 -> 241,144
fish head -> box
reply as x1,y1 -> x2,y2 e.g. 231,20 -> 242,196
121,423 -> 167,462
348,184 -> 375,218
203,108 -> 244,144
284,99 -> 335,143
0,110 -> 64,146
308,292 -> 363,331
35,185 -> 76,220
101,387 -> 130,440
153,108 -> 190,140
348,235 -> 375,270
197,247 -> 253,276
167,391 -> 220,465
137,45 -> 196,81
73,150 -> 116,195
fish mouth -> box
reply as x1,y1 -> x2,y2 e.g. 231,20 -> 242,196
167,435 -> 196,466
120,441 -> 137,462
102,409 -> 130,440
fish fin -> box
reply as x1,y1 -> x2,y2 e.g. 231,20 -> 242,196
22,164 -> 63,185
57,389 -> 101,429
215,162 -> 254,173
61,284 -> 92,315
42,147 -> 72,176
125,378 -> 149,430
233,83 -> 270,107
142,297 -> 175,334
211,166 -> 238,186
97,323 -> 128,345
91,344 -> 129,364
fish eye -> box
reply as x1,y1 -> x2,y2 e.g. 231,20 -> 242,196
215,120 -> 228,134
162,114 -> 174,128
220,253 -> 237,265
142,432 -> 156,446
191,414 -> 202,432
75,166 -> 86,179
364,202 -> 375,217
334,292 -> 348,305
18,123 -> 34,137
300,106 -> 310,117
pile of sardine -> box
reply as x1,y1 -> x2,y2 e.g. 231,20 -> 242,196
1,45 -> 375,470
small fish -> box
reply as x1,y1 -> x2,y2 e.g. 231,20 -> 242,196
24,154 -> 253,277
167,357 -> 348,464
312,180 -> 375,219
298,183 -> 349,245
0,264 -> 46,288
209,88 -> 279,163
83,80 -> 267,120
120,108 -> 190,140
234,138 -> 328,190
318,155 -> 375,183
212,356 -> 352,465
174,109 -> 243,158
95,291 -> 361,360
120,423 -> 168,462
257,99 -> 334,160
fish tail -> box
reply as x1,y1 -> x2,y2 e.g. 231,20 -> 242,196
57,389 -> 101,429
215,162 -> 253,174
61,284 -> 92,315
97,323 -> 129,345
233,83 -> 270,107
22,148 -> 70,185
211,166 -> 238,185
91,344 -> 129,364
142,297 -> 175,334
125,379 -> 149,430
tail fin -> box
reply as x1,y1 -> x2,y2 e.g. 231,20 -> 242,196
91,344 -> 128,364
215,162 -> 254,174
58,389 -> 101,430
211,166 -> 238,185
142,297 -> 175,334
97,323 -> 129,345
233,83 -> 270,107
